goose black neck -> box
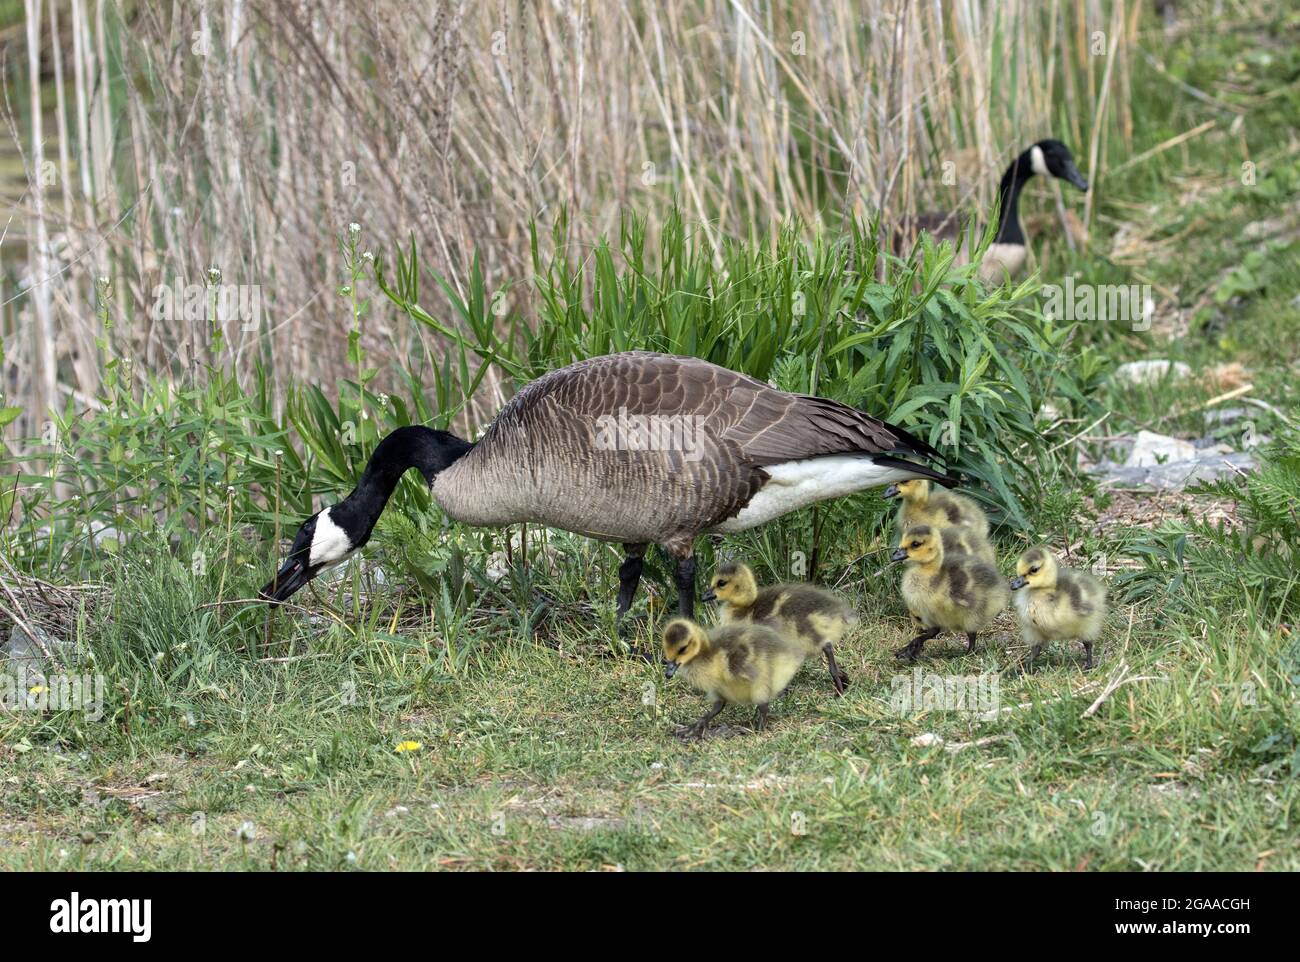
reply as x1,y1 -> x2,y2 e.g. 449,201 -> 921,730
993,150 -> 1036,245
336,426 -> 474,535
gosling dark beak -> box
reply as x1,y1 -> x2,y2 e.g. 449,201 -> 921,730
890,548 -> 908,563
701,588 -> 717,603
1064,163 -> 1089,192
1009,576 -> 1027,590
664,661 -> 679,679
259,557 -> 313,604
883,484 -> 900,499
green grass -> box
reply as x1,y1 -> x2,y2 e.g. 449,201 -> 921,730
3,4 -> 1300,871
1,520 -> 1297,871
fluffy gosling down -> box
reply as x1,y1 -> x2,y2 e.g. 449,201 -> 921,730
702,561 -> 858,696
884,479 -> 995,562
891,524 -> 1009,662
1010,547 -> 1107,669
661,618 -> 806,739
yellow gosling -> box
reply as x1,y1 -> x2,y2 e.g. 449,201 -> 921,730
703,561 -> 858,695
1010,547 -> 1107,670
661,618 -> 807,739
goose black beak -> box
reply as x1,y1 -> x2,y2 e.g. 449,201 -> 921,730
260,558 -> 313,604
1064,164 -> 1089,191
890,548 -> 908,563
664,661 -> 679,679
883,484 -> 900,499
701,588 -> 717,603
1009,575 -> 1027,590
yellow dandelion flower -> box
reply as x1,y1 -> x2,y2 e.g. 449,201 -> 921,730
394,740 -> 422,754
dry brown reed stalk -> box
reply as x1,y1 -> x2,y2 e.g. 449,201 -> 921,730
1,0 -> 1137,442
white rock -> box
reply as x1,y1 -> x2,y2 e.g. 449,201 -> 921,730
1124,430 -> 1197,468
911,732 -> 944,748
1112,359 -> 1192,386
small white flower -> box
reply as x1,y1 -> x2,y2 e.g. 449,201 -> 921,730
348,222 -> 361,235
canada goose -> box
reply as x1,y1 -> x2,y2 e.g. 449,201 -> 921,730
909,140 -> 1088,285
702,561 -> 857,696
890,524 -> 1008,662
1010,547 -> 1106,670
261,352 -> 956,619
883,478 -> 995,563
661,617 -> 806,738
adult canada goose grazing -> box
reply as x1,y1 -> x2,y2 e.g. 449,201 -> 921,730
910,139 -> 1088,285
260,352 -> 956,618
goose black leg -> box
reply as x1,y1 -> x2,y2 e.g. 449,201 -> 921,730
894,626 -> 940,663
965,632 -> 979,653
616,543 -> 648,622
754,703 -> 770,732
676,699 -> 724,740
1082,640 -> 1094,670
1025,642 -> 1044,672
823,644 -> 849,696
674,555 -> 697,619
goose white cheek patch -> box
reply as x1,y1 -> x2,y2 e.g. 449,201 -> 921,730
1030,145 -> 1048,176
309,509 -> 355,566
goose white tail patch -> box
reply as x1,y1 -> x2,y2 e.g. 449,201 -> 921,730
309,509 -> 356,567
712,456 -> 928,534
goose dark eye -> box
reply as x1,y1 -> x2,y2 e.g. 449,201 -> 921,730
1029,566 -> 1040,575
716,580 -> 728,587
911,541 -> 922,549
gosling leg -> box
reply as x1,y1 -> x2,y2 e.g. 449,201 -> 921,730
754,703 -> 770,732
895,626 -> 940,663
1082,640 -> 1094,670
676,699 -> 725,740
1025,642 -> 1044,672
823,643 -> 849,696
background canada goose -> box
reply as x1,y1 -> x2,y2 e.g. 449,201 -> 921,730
908,139 -> 1088,284
261,352 -> 957,619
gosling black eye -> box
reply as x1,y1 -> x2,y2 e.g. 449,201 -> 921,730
1029,567 -> 1040,575
716,580 -> 728,588
911,541 -> 921,549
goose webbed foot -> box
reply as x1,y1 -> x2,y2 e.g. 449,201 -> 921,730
894,628 -> 940,663
675,700 -> 724,740
823,645 -> 849,696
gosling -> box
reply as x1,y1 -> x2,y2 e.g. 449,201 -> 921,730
1010,547 -> 1106,670
702,561 -> 857,696
661,618 -> 806,739
891,524 -> 1008,662
884,479 -> 995,562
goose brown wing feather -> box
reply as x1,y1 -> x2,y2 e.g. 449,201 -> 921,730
482,352 -> 949,535
510,352 -> 934,465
